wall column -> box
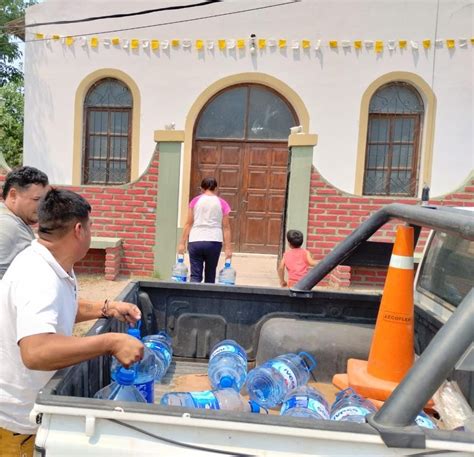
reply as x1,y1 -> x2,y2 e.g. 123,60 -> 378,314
154,130 -> 184,279
286,133 -> 318,248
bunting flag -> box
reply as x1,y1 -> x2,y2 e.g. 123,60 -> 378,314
30,33 -> 474,55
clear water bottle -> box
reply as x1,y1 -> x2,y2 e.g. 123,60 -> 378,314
94,368 -> 146,403
142,331 -> 173,381
330,388 -> 377,423
171,255 -> 188,282
280,386 -> 330,420
208,339 -> 247,391
110,325 -> 158,403
160,388 -> 260,413
415,411 -> 438,429
246,352 -> 317,408
218,259 -> 236,285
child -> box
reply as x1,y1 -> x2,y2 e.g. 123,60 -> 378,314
278,229 -> 317,288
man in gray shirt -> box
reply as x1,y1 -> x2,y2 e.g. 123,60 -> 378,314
0,166 -> 49,279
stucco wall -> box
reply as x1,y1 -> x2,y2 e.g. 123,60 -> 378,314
23,0 -> 473,196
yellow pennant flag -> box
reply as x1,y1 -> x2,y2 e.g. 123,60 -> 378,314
354,40 -> 362,49
151,39 -> 159,50
302,39 -> 310,49
35,33 -> 44,40
279,39 -> 287,48
375,40 -> 383,53
399,40 -> 407,49
446,39 -> 455,48
329,40 -> 338,48
237,39 -> 245,49
218,39 -> 226,49
171,39 -> 180,47
52,34 -> 61,41
131,39 -> 139,49
112,37 -> 120,46
471,38 -> 474,45
258,39 -> 266,49
65,36 -> 74,46
196,39 -> 204,50
90,37 -> 99,48
423,39 -> 431,49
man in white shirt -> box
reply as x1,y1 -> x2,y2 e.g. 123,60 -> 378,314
0,188 -> 144,457
0,166 -> 49,279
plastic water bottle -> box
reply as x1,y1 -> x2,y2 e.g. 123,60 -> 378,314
171,255 -> 188,282
142,331 -> 173,381
218,259 -> 236,285
415,411 -> 438,429
208,339 -> 247,391
246,352 -> 317,408
110,325 -> 158,403
280,386 -> 330,420
330,388 -> 377,423
160,388 -> 260,413
94,368 -> 146,403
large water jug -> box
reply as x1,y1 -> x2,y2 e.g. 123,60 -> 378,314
218,259 -> 236,285
280,386 -> 330,420
160,388 -> 260,413
110,325 -> 158,403
94,368 -> 146,403
208,339 -> 247,391
330,388 -> 377,423
171,255 -> 188,282
142,331 -> 173,381
246,352 -> 317,408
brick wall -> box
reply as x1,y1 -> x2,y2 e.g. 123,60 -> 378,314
307,168 -> 474,288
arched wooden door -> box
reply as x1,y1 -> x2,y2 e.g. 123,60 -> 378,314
191,84 -> 298,254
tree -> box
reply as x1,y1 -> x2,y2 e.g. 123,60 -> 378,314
0,79 -> 24,167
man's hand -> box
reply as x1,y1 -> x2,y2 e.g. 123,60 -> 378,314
107,301 -> 141,325
177,244 -> 186,255
280,280 -> 287,288
109,333 -> 144,368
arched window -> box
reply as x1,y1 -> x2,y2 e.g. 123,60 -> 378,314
195,84 -> 297,140
83,78 -> 133,184
363,82 -> 424,196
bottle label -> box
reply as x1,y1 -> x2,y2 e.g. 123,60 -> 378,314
331,406 -> 371,421
171,275 -> 187,282
190,391 -> 220,409
210,344 -> 246,364
135,380 -> 154,403
281,396 -> 330,419
415,414 -> 436,429
270,361 -> 298,390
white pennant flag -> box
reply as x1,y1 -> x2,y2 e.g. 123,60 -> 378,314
45,35 -> 51,46
410,40 -> 419,49
227,39 -> 236,49
103,38 -> 111,47
292,39 -> 300,49
267,39 -> 277,48
79,36 -> 87,47
161,40 -> 169,49
207,40 -> 214,50
182,39 -> 192,48
123,39 -> 129,49
364,40 -> 374,49
341,40 -> 351,48
459,38 -> 467,48
387,40 -> 396,50
142,40 -> 149,49
60,36 -> 66,45
435,39 -> 443,47
314,39 -> 321,50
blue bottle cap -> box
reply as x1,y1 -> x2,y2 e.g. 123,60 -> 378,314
116,368 -> 135,385
219,376 -> 235,389
225,260 -> 231,267
127,327 -> 141,340
249,401 -> 261,413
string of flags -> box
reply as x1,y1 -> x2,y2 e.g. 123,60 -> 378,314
32,33 -> 474,53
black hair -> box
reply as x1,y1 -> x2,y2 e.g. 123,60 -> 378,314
2,166 -> 49,200
200,177 -> 217,191
287,229 -> 304,248
38,188 -> 91,239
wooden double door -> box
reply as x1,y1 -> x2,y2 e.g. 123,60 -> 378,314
190,140 -> 289,254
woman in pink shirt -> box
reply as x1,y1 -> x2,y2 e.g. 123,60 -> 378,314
278,229 -> 317,288
178,177 -> 232,283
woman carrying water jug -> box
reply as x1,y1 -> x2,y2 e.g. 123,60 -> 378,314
178,177 -> 232,283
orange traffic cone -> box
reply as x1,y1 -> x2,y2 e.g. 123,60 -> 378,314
333,225 -> 415,401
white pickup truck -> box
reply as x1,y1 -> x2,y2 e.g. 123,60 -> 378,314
32,204 -> 473,456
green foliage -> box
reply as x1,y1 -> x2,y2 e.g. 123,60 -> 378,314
1,0 -> 36,86
0,79 -> 24,167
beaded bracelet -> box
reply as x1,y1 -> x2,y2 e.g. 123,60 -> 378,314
100,298 -> 110,318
